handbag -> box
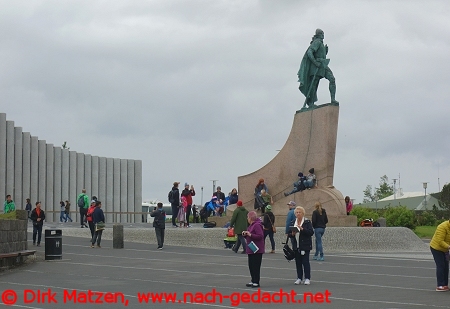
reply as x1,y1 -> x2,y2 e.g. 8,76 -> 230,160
283,236 -> 296,261
95,221 -> 105,231
267,215 -> 276,233
227,227 -> 235,237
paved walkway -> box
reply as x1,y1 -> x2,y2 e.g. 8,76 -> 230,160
0,231 -> 443,309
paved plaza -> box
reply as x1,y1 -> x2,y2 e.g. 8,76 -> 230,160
0,226 -> 446,309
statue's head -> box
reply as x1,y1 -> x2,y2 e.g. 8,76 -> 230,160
314,28 -> 324,39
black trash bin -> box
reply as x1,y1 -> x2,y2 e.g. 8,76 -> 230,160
45,229 -> 62,260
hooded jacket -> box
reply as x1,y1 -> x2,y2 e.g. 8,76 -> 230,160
229,206 -> 249,234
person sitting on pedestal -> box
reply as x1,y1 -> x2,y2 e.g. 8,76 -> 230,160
284,172 -> 306,196
303,168 -> 317,189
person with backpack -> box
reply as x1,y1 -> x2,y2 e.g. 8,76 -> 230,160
86,200 -> 97,238
77,189 -> 89,228
150,202 -> 166,249
168,182 -> 180,228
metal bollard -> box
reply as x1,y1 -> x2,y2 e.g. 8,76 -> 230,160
113,224 -> 124,249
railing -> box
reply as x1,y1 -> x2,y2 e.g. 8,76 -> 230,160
41,210 -> 153,224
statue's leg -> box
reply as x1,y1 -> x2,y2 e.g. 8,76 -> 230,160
325,68 -> 338,104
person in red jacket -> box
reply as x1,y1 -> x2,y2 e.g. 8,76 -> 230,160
181,183 -> 196,227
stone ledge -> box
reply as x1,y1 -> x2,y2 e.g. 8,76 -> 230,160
55,226 -> 428,253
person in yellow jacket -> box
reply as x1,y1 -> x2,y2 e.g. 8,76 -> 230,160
430,220 -> 450,291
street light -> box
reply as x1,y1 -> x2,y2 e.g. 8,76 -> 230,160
375,194 -> 379,212
423,182 -> 428,210
201,186 -> 204,206
210,180 -> 218,196
392,179 -> 397,200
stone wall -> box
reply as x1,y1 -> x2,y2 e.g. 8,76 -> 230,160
0,218 -> 27,253
0,113 -> 142,223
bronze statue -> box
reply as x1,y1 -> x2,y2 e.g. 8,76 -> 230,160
298,29 -> 338,109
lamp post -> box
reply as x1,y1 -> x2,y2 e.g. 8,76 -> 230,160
210,180 -> 218,196
392,178 -> 397,200
375,194 -> 379,212
201,186 -> 204,206
423,182 -> 428,210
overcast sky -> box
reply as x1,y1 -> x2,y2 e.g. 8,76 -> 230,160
1,0 -> 449,205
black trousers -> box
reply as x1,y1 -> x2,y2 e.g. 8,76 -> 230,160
155,227 -> 165,248
171,204 -> 179,226
185,205 -> 192,225
88,221 -> 95,238
32,224 -> 43,244
79,208 -> 87,225
248,253 -> 263,284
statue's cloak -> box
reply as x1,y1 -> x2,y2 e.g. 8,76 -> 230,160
297,51 -> 317,103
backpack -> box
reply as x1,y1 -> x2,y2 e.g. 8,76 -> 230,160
203,221 -> 216,228
78,195 -> 85,208
168,190 -> 175,204
282,236 -> 296,261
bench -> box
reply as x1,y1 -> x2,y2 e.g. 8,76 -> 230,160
0,250 -> 36,268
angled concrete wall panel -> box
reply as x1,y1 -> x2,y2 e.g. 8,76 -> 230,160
22,132 -> 31,208
6,121 -> 15,197
30,137 -> 39,204
0,114 -> 6,200
0,113 -> 142,222
14,127 -> 23,209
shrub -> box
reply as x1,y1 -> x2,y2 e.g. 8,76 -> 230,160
350,206 -> 379,226
415,211 -> 436,226
384,206 -> 415,229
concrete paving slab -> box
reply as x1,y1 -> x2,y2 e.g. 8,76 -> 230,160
0,231 -> 444,309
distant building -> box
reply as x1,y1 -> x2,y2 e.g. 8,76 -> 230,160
358,191 -> 441,211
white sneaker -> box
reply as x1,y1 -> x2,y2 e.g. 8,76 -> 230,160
304,279 -> 310,285
294,279 -> 302,285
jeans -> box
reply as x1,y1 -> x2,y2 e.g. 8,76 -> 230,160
264,229 -> 275,251
92,229 -> 103,246
65,212 -> 73,222
60,210 -> 66,222
155,228 -> 165,248
248,253 -> 263,284
234,234 -> 247,252
431,247 -> 449,287
304,179 -> 314,188
314,228 -> 325,257
33,224 -> 43,244
295,250 -> 311,280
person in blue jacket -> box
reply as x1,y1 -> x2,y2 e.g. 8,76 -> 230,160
91,201 -> 105,248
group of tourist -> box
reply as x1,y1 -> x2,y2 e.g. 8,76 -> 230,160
168,182 -> 196,228
284,168 -> 317,197
59,200 -> 73,222
226,197 -> 328,287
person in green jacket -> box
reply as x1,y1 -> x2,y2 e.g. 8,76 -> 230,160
3,195 -> 15,214
77,189 -> 89,228
229,200 -> 249,254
